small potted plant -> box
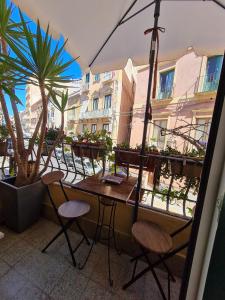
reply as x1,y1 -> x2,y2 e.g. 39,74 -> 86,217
0,124 -> 9,156
114,143 -> 140,167
41,128 -> 63,156
182,149 -> 204,178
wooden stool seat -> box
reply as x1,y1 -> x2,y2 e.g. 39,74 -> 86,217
58,200 -> 90,219
132,221 -> 173,254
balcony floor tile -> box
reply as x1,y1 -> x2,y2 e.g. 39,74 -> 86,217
0,218 -> 181,300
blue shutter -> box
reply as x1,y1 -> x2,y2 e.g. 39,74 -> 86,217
204,56 -> 223,91
159,69 -> 174,99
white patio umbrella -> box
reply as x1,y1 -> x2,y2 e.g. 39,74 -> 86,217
12,0 -> 225,219
12,0 -> 225,73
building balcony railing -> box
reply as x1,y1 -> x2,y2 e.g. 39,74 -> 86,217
80,108 -> 112,120
102,71 -> 114,83
195,73 -> 220,93
81,83 -> 89,93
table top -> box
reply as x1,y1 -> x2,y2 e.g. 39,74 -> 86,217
72,173 -> 137,203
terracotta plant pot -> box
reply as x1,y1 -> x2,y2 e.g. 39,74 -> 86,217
0,141 -> 7,156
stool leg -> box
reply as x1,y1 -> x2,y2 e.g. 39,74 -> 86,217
41,220 -> 73,253
63,228 -> 76,267
75,220 -> 90,245
142,248 -> 167,300
159,255 -> 176,283
42,227 -> 64,253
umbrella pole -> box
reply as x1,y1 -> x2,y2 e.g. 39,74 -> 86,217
133,0 -> 161,223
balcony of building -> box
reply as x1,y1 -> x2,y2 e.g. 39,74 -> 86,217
80,108 -> 112,120
81,83 -> 90,93
195,73 -> 220,94
102,71 -> 115,84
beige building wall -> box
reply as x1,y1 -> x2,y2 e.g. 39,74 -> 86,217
74,60 -> 135,144
22,80 -> 81,134
130,51 -> 217,152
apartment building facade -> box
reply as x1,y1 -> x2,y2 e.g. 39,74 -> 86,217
68,60 -> 136,144
130,50 -> 221,152
20,80 -> 81,134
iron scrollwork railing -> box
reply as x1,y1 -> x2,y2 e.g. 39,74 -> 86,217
114,149 -> 202,218
0,141 -> 202,218
0,138 -> 104,184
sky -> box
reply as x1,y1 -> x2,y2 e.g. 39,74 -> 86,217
5,0 -> 82,116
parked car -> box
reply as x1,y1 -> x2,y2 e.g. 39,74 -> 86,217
61,153 -> 102,175
54,148 -> 63,160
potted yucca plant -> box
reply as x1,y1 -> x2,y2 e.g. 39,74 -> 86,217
0,124 -> 9,156
0,1 -> 77,232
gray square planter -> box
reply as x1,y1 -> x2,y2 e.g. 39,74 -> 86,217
0,177 -> 46,232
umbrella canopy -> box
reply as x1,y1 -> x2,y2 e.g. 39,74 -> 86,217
13,0 -> 225,73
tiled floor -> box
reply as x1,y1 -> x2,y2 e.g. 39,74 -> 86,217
0,218 -> 181,299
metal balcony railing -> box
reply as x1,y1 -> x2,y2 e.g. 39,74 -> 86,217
195,72 -> 220,93
102,71 -> 114,82
0,139 -> 202,219
81,83 -> 89,93
80,108 -> 112,119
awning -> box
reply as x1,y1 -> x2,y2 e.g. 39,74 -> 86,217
12,0 -> 225,73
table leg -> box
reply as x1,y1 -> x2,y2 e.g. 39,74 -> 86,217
78,197 -> 101,270
79,196 -> 120,287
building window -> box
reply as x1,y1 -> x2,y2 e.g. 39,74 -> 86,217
195,118 -> 211,145
94,73 -> 100,82
158,69 -> 175,99
85,73 -> 90,83
104,94 -> 112,109
103,123 -> 109,132
93,98 -> 99,111
82,124 -> 87,132
151,119 -> 168,149
203,55 -> 223,92
91,124 -> 97,133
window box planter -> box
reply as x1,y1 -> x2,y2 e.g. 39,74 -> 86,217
114,148 -> 159,171
114,148 -> 141,167
182,161 -> 202,178
0,177 -> 45,232
146,152 -> 160,172
72,141 -> 106,160
170,159 -> 183,176
170,157 -> 203,178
